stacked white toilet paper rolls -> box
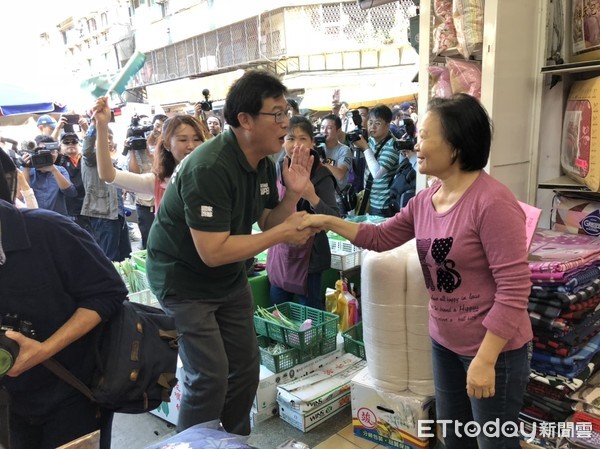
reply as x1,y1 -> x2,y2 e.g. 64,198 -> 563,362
360,239 -> 434,396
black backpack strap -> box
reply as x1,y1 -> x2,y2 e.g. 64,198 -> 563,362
0,386 -> 10,449
42,358 -> 96,403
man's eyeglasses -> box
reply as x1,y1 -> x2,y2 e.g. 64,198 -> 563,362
367,120 -> 386,128
257,109 -> 290,123
62,140 -> 78,145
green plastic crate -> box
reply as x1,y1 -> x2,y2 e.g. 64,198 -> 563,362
257,335 -> 299,373
342,321 -> 366,360
254,302 -> 338,352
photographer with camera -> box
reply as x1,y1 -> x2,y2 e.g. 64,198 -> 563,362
55,132 -> 90,231
388,117 -> 418,214
21,136 -> 77,216
0,150 -> 127,449
351,104 -> 400,217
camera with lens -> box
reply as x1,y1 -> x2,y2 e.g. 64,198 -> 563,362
313,133 -> 327,146
393,117 -> 417,153
123,114 -> 154,155
22,142 -> 60,169
347,127 -> 368,143
20,140 -> 37,153
394,136 -> 417,152
197,88 -> 213,112
0,313 -> 35,378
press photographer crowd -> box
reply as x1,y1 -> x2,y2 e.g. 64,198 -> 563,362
0,73 -> 419,449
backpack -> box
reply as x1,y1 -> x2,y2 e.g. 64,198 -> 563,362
43,301 -> 179,414
388,157 -> 417,214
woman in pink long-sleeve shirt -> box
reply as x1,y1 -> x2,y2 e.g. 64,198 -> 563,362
300,94 -> 532,449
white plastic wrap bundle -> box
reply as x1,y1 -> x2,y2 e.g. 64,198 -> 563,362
360,239 -> 434,396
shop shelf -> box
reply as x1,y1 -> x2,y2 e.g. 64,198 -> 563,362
342,321 -> 366,360
254,302 -> 338,353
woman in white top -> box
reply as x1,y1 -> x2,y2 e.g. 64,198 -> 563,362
94,96 -> 209,208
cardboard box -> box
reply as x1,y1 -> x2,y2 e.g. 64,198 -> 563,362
152,336 -> 345,426
253,335 -> 345,413
277,354 -> 366,413
351,367 -> 434,449
250,406 -> 278,429
279,392 -> 352,432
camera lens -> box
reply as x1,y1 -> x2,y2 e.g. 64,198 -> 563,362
0,334 -> 19,377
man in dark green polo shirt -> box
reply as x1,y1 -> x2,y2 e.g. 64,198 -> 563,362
146,70 -> 315,436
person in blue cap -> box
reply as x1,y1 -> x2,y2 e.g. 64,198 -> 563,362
36,115 -> 57,138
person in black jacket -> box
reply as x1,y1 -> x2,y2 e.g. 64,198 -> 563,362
267,116 -> 341,310
0,150 -> 127,449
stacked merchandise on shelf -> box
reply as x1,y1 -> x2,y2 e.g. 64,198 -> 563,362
521,228 -> 600,447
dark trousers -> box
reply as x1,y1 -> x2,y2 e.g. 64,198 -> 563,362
136,204 -> 155,249
89,215 -> 131,262
431,339 -> 530,449
159,284 -> 259,436
10,395 -> 113,449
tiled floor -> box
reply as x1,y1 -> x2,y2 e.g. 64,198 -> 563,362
313,424 -> 386,449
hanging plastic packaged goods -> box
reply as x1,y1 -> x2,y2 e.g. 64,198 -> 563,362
325,279 -> 359,332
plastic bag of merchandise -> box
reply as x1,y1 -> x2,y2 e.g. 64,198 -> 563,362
144,423 -> 252,449
453,0 -> 484,59
432,0 -> 459,55
325,279 -> 358,332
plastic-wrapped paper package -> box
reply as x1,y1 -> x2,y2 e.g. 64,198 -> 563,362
452,0 -> 485,59
432,0 -> 459,55
561,76 -> 600,191
360,240 -> 434,396
446,57 -> 482,99
553,192 -> 600,236
428,65 -> 453,98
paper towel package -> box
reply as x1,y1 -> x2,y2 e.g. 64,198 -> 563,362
360,240 -> 434,396
351,367 -> 434,449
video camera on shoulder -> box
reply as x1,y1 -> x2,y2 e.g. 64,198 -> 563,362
0,313 -> 35,378
123,114 -> 154,155
21,142 -> 59,169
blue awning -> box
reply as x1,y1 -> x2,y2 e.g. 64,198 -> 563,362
0,82 -> 68,117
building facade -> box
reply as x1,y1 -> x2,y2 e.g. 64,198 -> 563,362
48,0 -> 418,112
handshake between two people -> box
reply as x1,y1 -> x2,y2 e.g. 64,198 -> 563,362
280,211 -> 334,246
